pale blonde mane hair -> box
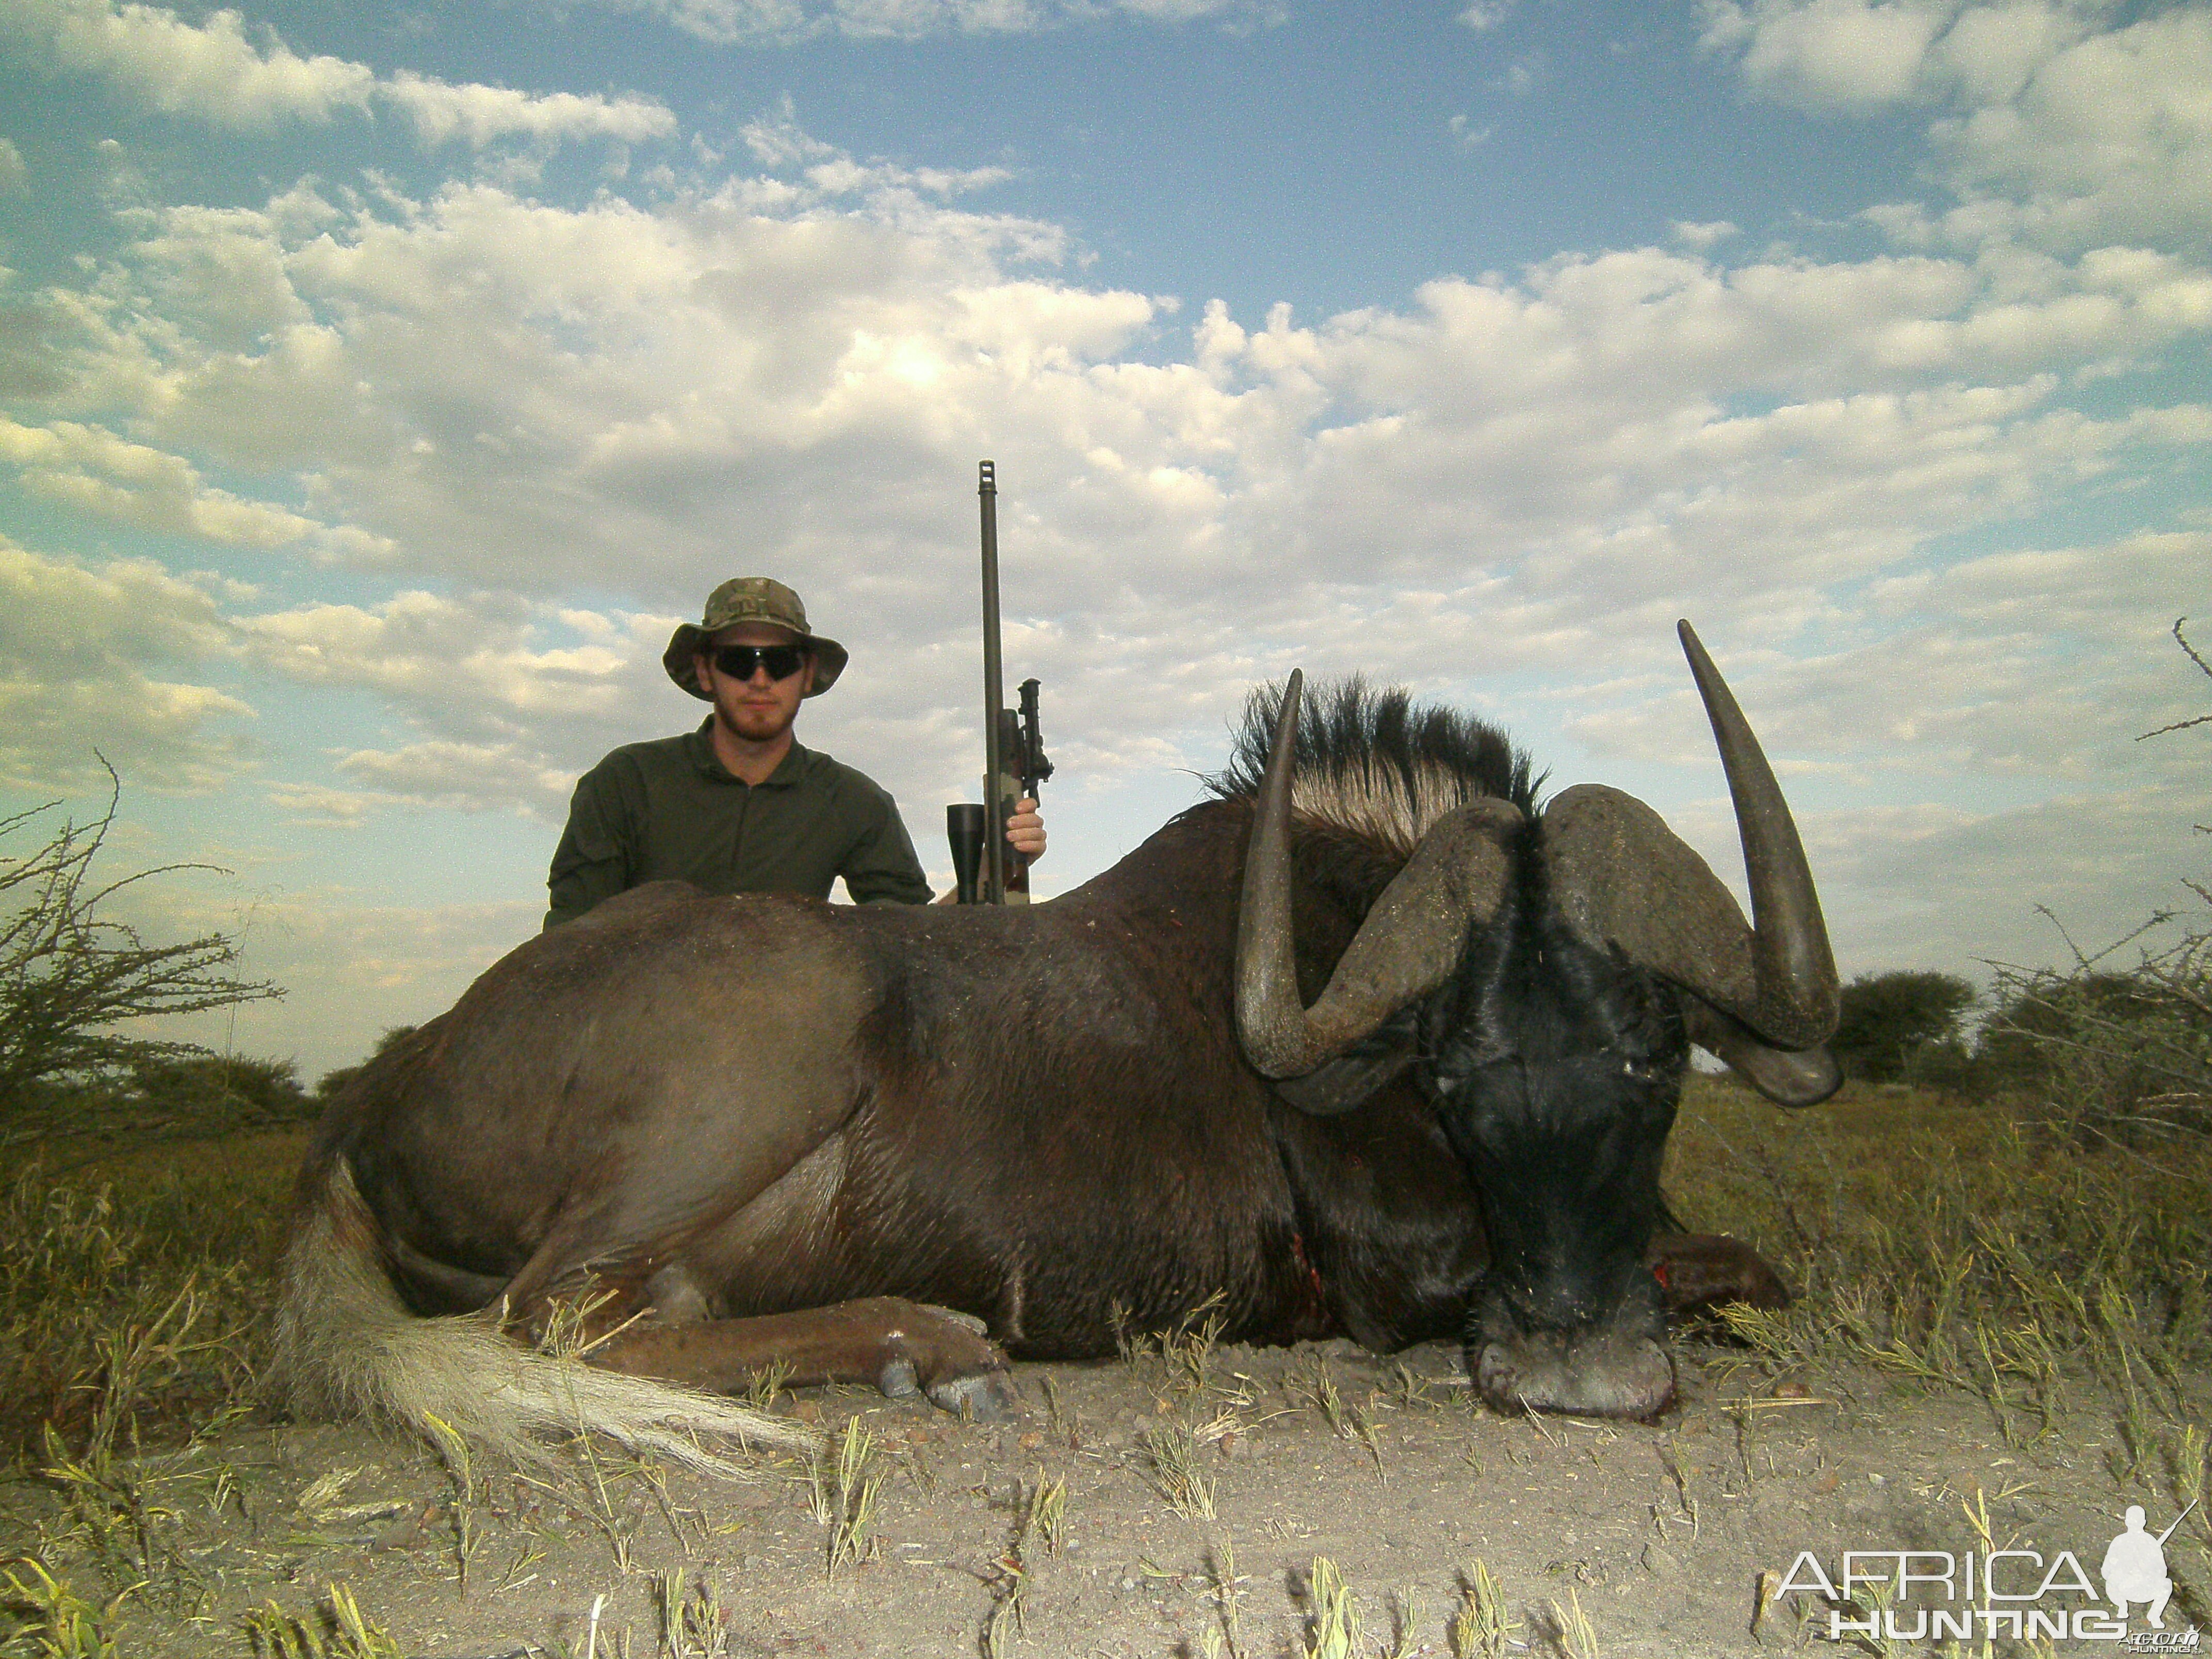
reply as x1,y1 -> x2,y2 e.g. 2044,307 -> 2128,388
1208,677 -> 1537,861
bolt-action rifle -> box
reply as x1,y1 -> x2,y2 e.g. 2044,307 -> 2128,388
946,460 -> 1051,905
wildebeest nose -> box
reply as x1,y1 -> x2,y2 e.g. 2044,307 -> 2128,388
1475,1328 -> 1674,1420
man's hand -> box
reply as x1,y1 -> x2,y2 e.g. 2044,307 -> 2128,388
1007,798 -> 1046,861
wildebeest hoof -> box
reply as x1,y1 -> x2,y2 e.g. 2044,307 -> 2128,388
877,1358 -> 922,1398
929,1367 -> 1019,1421
873,1302 -> 1014,1417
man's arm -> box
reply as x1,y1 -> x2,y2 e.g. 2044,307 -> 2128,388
839,784 -> 935,906
544,766 -> 637,928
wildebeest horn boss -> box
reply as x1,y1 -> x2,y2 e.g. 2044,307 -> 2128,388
278,621 -> 1840,1463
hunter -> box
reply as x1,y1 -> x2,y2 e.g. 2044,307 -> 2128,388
546,577 -> 1045,927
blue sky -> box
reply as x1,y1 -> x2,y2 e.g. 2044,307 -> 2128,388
1,0 -> 2206,1079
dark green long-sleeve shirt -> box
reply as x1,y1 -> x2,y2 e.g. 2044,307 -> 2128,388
544,720 -> 932,928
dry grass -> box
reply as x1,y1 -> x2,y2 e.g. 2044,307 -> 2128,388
238,1583 -> 403,1658
1539,1588 -> 1600,1659
979,1470 -> 1064,1659
1140,1422 -> 1216,1522
0,1131 -> 298,1459
1671,1080 -> 2209,1386
1449,1559 -> 1517,1658
818,1416 -> 884,1575
1298,1557 -> 1363,1659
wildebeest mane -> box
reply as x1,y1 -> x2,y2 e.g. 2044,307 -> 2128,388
1207,676 -> 1539,860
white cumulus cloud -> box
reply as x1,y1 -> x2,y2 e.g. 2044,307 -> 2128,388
1699,0 -> 1958,112
1931,7 -> 2212,251
0,0 -> 677,148
1701,3 -> 2211,250
0,539 -> 253,791
1,0 -> 375,124
0,416 -> 327,546
18,124 -> 2207,765
380,72 -> 677,149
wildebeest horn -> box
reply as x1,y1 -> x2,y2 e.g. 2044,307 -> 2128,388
1540,621 -> 1840,1103
1235,670 -> 1521,1083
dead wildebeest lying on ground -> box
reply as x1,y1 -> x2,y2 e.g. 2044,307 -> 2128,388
277,622 -> 1839,1466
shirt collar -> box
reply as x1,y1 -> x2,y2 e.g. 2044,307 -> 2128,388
686,718 -> 811,787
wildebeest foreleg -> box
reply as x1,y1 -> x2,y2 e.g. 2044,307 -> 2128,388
1646,1232 -> 1791,1314
592,1298 -> 1019,1419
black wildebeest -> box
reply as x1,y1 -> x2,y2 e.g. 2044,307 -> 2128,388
278,623 -> 1839,1463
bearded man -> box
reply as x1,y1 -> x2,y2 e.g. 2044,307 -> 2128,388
546,578 -> 1044,928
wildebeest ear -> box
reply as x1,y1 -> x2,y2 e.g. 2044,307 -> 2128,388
1268,1011 -> 1419,1116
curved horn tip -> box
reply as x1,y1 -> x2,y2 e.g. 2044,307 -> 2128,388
1267,669 -> 1305,755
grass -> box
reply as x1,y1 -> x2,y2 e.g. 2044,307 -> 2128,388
979,1470 -> 1065,1659
1140,1423 -> 1216,1523
0,1133 -> 299,1653
1284,1351 -> 1348,1435
654,1568 -> 733,1658
1673,1080 -> 2209,1398
1298,1557 -> 1362,1659
0,1133 -> 296,1458
806,1415 -> 884,1576
1539,1589 -> 1600,1659
417,1412 -> 484,1596
1200,1531 -> 1249,1659
0,1132 -> 301,1652
238,1583 -> 403,1659
1449,1559 -> 1517,1659
1669,1081 -> 2212,1408
1026,1473 -> 1067,1556
0,1558 -> 132,1658
1113,1293 -> 1245,1422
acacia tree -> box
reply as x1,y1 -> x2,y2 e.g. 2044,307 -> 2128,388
1831,969 -> 1979,1084
0,767 -> 280,1121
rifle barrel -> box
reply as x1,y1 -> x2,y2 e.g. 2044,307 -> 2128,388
978,460 -> 1006,905
2156,1498 -> 2198,1546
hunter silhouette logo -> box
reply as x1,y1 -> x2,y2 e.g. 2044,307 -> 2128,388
2103,1503 -> 2185,1629
1778,1498 -> 2202,1646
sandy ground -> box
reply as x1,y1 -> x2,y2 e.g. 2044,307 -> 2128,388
9,1331 -> 2200,1658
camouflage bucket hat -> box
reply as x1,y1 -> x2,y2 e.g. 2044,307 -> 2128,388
664,577 -> 849,699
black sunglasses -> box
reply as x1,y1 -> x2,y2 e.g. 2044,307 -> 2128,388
711,644 -> 809,681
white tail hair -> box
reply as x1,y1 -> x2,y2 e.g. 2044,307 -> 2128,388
274,1160 -> 816,1473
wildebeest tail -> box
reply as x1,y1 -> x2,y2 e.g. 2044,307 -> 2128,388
275,1158 -> 814,1472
